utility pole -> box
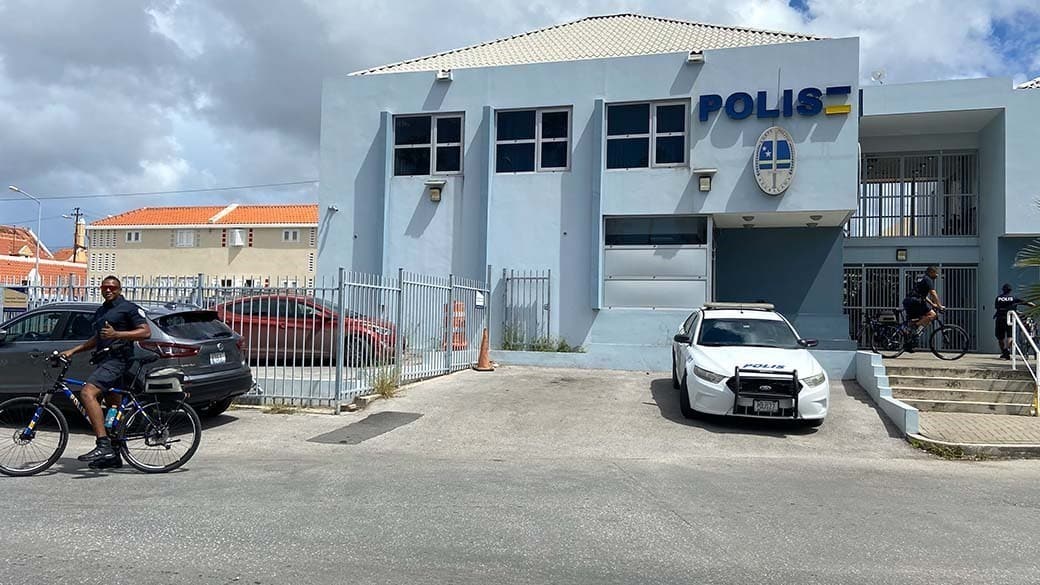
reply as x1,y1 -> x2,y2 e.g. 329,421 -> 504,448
70,207 -> 84,262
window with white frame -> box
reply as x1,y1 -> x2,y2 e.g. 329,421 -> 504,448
125,231 -> 141,243
282,229 -> 300,242
393,114 -> 463,176
495,108 -> 570,173
173,229 -> 196,248
606,101 -> 688,169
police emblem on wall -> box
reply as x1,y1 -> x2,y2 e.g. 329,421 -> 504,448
753,126 -> 796,196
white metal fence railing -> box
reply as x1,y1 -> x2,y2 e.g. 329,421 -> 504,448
502,269 -> 551,350
1008,310 -> 1040,416
0,268 -> 491,411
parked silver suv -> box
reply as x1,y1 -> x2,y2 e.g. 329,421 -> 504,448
0,302 -> 253,417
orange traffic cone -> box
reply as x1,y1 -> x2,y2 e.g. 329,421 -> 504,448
473,328 -> 494,372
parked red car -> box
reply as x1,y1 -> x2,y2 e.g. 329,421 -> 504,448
212,294 -> 398,366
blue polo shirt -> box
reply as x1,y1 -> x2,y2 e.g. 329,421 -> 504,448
92,296 -> 147,358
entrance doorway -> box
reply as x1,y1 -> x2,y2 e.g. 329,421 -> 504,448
843,264 -> 978,350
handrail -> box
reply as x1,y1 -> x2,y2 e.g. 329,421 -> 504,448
1008,310 -> 1040,416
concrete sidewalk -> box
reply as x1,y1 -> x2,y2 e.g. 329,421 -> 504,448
913,412 -> 1040,457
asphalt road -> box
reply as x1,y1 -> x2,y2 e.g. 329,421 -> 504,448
2,366 -> 1038,585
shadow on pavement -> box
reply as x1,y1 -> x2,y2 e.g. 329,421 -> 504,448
648,378 -> 819,437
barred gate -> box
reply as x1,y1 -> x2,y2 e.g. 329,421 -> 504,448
0,269 -> 490,410
502,269 -> 551,350
843,264 -> 978,350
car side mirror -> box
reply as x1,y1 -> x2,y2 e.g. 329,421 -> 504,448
798,338 -> 819,348
673,333 -> 691,344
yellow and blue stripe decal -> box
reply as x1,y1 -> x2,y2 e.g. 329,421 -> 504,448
824,85 -> 852,115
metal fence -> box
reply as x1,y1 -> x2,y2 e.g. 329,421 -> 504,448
501,269 -> 551,350
0,268 -> 490,411
847,152 -> 978,238
843,263 -> 978,350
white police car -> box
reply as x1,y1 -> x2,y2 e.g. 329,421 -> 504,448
670,303 -> 828,427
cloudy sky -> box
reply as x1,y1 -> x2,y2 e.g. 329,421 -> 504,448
2,0 -> 1039,248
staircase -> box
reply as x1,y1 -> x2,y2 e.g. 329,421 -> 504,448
886,359 -> 1037,416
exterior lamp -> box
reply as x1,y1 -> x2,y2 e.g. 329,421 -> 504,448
687,51 -> 704,64
693,168 -> 717,192
424,179 -> 446,202
8,185 -> 42,285
896,248 -> 908,262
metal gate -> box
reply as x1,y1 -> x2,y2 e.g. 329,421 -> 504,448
502,269 -> 551,350
843,264 -> 978,350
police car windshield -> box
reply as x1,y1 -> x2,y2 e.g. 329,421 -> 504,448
697,318 -> 800,349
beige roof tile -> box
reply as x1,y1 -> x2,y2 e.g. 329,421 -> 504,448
1017,76 -> 1040,89
353,13 -> 820,76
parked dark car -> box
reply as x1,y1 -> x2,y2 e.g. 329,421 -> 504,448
0,302 -> 253,417
212,294 -> 398,366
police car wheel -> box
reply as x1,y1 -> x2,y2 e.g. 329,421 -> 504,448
679,374 -> 698,420
671,354 -> 680,389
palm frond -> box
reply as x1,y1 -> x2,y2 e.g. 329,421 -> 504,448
1015,238 -> 1040,268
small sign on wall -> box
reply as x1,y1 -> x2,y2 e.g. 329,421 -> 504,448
475,291 -> 485,309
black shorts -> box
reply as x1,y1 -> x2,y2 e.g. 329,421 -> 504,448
902,297 -> 932,321
85,359 -> 131,392
995,319 -> 1011,340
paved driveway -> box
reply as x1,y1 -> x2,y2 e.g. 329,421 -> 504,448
3,366 -> 1039,585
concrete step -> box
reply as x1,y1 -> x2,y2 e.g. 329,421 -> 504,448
887,375 -> 1035,392
885,365 -> 1035,381
891,386 -> 1035,404
898,398 -> 1034,416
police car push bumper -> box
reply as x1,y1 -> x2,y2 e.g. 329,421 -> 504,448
684,362 -> 828,420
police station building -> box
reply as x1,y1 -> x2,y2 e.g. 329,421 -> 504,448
318,14 -> 1040,367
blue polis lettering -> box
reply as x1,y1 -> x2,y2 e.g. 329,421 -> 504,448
699,86 -> 850,121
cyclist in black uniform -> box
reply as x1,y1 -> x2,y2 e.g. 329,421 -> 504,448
59,276 -> 151,467
994,283 -> 1035,359
901,266 -> 945,351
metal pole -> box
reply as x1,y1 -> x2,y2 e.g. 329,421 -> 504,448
485,264 -> 492,344
334,267 -> 347,414
395,267 -> 404,374
446,273 -> 454,373
195,272 -> 205,307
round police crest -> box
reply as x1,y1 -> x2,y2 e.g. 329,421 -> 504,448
753,126 -> 796,196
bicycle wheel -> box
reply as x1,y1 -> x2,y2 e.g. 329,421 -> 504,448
869,323 -> 907,359
0,397 -> 68,477
118,401 -> 201,473
930,324 -> 969,360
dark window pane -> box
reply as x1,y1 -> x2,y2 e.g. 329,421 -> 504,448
606,137 -> 649,169
656,104 -> 686,134
607,103 -> 650,136
435,146 -> 461,172
655,136 -> 686,165
436,117 -> 462,144
541,141 -> 568,169
541,111 -> 569,139
604,217 -> 707,245
496,143 -> 535,172
394,116 -> 431,146
394,147 -> 431,175
497,110 -> 535,141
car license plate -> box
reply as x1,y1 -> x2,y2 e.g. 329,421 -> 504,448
210,352 -> 226,365
753,400 -> 779,414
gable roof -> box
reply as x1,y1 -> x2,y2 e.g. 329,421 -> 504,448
0,256 -> 86,285
1018,76 -> 1040,89
90,204 -> 319,228
353,13 -> 820,76
0,225 -> 53,260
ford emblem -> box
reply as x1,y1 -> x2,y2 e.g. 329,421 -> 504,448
759,385 -> 772,391
217,342 -> 224,350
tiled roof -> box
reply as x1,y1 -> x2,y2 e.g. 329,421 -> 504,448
0,256 -> 86,285
52,247 -> 86,263
353,13 -> 820,75
91,204 -> 319,227
1017,76 -> 1040,89
0,225 -> 53,260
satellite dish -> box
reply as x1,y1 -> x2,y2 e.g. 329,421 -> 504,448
870,69 -> 886,85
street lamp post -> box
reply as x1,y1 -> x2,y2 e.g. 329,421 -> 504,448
8,185 -> 42,287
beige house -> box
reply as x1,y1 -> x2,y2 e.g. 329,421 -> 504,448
86,204 -> 318,288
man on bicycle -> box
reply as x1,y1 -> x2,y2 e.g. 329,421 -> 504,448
901,266 -> 945,351
994,283 -> 1036,360
59,276 -> 151,467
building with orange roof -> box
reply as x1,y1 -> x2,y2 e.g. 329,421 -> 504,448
86,203 -> 318,287
0,225 -> 53,261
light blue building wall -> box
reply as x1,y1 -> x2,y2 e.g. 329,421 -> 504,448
319,27 -> 1040,362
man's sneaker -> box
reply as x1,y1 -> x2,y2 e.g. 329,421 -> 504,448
1000,352 -> 1011,360
77,438 -> 116,462
88,454 -> 122,469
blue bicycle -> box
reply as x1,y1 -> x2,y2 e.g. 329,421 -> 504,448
0,348 -> 201,476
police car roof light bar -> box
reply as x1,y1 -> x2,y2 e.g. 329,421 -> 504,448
703,302 -> 775,311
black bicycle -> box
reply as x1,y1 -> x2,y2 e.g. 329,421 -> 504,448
866,307 -> 969,360
0,348 -> 201,476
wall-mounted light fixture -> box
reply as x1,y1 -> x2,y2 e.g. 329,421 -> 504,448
436,69 -> 453,81
742,223 -> 754,229
742,215 -> 755,222
687,51 -> 704,64
806,222 -> 818,228
693,168 -> 717,192
424,179 -> 447,202
810,214 -> 823,221
896,248 -> 908,262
